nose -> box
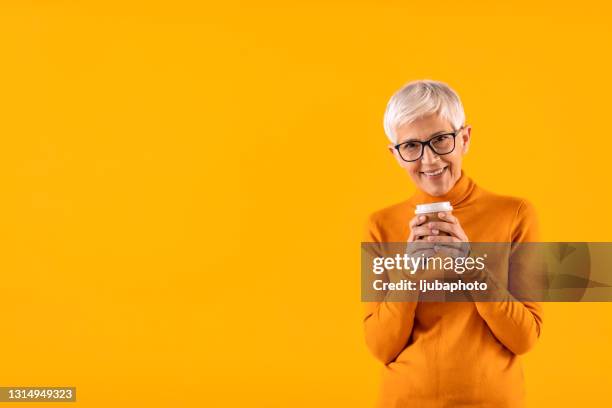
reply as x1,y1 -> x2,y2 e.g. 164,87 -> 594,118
421,144 -> 440,164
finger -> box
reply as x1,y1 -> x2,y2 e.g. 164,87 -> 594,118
433,241 -> 465,251
433,245 -> 464,258
428,220 -> 468,241
425,221 -> 459,236
411,225 -> 431,238
425,235 -> 460,243
408,233 -> 435,243
418,249 -> 436,258
409,215 -> 428,229
438,212 -> 459,224
434,243 -> 471,258
406,241 -> 435,253
407,229 -> 423,242
406,246 -> 435,259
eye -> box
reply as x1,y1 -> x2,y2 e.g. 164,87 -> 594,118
433,134 -> 451,142
431,134 -> 453,146
402,142 -> 419,150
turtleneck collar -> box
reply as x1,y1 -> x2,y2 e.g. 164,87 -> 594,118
412,170 -> 475,208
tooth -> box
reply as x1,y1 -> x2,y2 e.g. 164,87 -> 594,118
425,168 -> 444,176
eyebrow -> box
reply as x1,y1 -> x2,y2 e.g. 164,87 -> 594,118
401,129 -> 451,144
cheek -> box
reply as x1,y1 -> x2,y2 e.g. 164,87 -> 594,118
443,152 -> 462,167
402,163 -> 421,177
399,160 -> 415,170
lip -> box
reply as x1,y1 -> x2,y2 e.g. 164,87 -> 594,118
420,166 -> 448,178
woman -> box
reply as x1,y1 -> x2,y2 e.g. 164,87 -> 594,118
363,79 -> 543,407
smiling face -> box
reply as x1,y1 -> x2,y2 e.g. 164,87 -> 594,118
389,113 -> 471,196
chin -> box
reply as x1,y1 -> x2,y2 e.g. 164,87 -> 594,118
412,170 -> 453,196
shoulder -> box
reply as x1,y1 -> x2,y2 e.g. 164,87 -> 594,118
477,186 -> 537,217
476,186 -> 539,241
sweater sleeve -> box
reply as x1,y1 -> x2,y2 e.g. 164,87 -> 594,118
362,214 -> 418,365
473,199 -> 544,355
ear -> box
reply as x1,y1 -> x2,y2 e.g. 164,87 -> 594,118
460,125 -> 472,154
388,144 -> 404,165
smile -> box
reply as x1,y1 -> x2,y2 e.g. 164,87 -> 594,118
421,166 -> 448,178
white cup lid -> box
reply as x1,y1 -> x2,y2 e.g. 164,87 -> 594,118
414,201 -> 453,214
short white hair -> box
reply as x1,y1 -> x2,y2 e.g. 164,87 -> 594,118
383,79 -> 465,143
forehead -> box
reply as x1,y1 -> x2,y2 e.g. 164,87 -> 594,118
395,114 -> 453,144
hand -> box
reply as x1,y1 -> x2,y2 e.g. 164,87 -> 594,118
406,213 -> 456,282
411,211 -> 470,259
406,214 -> 436,258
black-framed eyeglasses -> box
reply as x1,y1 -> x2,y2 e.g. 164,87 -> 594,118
393,126 -> 464,162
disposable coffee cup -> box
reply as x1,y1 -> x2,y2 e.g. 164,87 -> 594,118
414,201 -> 453,237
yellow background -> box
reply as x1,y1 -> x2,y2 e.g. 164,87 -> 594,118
1,1 -> 611,406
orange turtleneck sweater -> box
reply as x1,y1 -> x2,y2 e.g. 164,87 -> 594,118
363,171 -> 543,408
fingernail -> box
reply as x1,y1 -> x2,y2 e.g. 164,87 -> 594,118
428,236 -> 435,242
439,212 -> 445,218
419,216 -> 425,221
432,229 -> 439,234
